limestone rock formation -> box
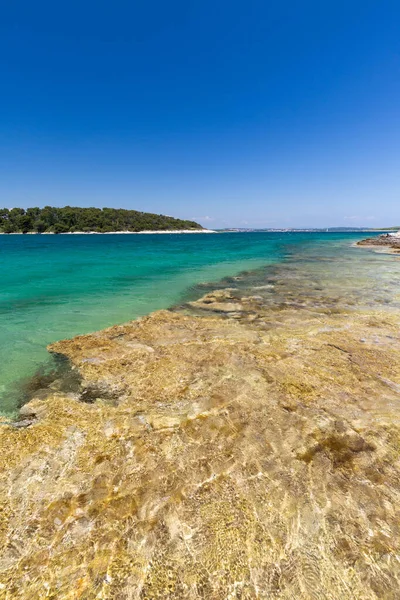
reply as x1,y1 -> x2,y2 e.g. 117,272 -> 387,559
1,280 -> 400,598
357,233 -> 400,252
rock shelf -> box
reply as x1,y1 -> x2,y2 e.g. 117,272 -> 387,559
1,254 -> 400,598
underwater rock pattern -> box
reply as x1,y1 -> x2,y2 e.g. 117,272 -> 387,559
1,258 -> 400,597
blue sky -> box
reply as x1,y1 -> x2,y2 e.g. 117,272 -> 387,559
1,1 -> 399,228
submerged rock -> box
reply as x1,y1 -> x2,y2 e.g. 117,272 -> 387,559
1,289 -> 400,597
188,288 -> 245,313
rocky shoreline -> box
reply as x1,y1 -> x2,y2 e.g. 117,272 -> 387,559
357,232 -> 400,252
1,250 -> 400,598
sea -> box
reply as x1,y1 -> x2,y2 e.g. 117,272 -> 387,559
0,231 -> 397,414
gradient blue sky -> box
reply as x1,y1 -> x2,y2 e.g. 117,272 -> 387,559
1,1 -> 399,228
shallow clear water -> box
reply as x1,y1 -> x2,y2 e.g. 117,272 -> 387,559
0,231 -> 389,413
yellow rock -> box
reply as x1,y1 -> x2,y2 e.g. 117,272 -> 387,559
1,286 -> 400,598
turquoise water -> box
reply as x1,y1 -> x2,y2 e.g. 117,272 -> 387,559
0,232 -> 382,413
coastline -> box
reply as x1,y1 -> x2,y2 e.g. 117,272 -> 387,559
1,242 -> 400,597
356,232 -> 400,254
354,242 -> 400,255
0,229 -> 217,235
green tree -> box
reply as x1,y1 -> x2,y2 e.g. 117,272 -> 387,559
0,206 -> 203,233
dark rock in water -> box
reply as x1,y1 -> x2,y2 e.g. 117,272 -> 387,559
11,418 -> 35,429
14,355 -> 83,410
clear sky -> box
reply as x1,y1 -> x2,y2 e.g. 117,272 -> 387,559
1,1 -> 399,228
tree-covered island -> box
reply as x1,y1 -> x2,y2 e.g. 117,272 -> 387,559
0,206 -> 203,234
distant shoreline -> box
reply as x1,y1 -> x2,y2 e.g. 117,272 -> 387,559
0,229 -> 217,235
0,229 -> 393,236
1,229 -> 396,236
